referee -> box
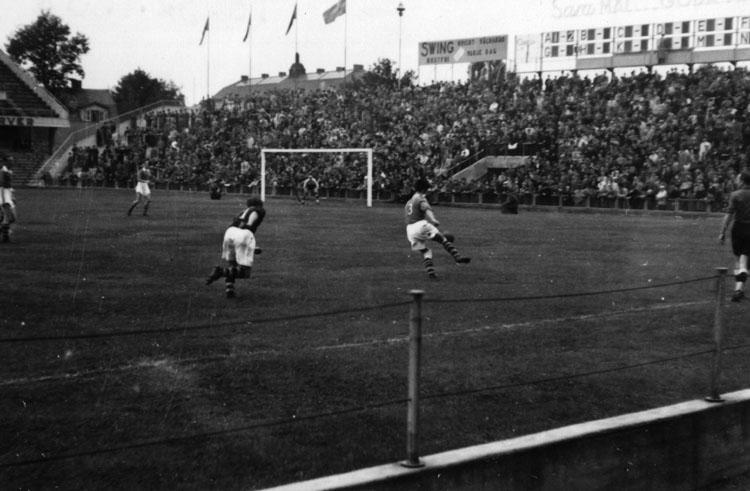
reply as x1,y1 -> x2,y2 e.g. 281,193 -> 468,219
719,170 -> 750,302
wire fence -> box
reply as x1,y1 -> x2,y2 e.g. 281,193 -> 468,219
1,270 -> 741,471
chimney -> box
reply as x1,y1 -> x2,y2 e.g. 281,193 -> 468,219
241,75 -> 248,82
261,73 -> 269,79
336,67 -> 345,72
279,72 -> 287,77
353,64 -> 364,71
70,79 -> 82,90
317,68 -> 325,74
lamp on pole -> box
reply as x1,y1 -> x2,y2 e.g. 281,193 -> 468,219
397,2 -> 405,89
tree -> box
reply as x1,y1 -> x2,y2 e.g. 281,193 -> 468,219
111,69 -> 184,114
5,10 -> 90,94
359,58 -> 416,89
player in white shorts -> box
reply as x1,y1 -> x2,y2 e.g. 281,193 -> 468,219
405,178 -> 470,280
127,161 -> 152,216
205,197 -> 266,298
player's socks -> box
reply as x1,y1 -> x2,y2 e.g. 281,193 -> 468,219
1,224 -> 8,242
142,202 -> 150,216
127,204 -> 135,216
423,256 -> 436,278
225,271 -> 236,298
442,240 -> 470,264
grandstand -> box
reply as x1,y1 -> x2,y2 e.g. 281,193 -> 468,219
27,63 -> 748,217
0,49 -> 69,184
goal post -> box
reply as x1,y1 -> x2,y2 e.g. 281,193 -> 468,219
260,148 -> 374,207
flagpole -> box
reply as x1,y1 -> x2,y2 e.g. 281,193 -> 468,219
253,6 -> 256,81
206,17 -> 210,101
344,1 -> 348,86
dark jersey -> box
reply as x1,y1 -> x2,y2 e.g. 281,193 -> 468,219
1,168 -> 11,189
231,206 -> 265,233
404,193 -> 430,225
728,187 -> 750,226
137,167 -> 151,182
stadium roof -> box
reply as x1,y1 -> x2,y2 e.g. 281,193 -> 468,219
213,64 -> 365,99
0,49 -> 69,126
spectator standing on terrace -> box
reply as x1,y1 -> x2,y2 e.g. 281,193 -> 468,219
1,156 -> 16,242
127,160 -> 152,217
719,170 -> 750,302
405,178 -> 470,280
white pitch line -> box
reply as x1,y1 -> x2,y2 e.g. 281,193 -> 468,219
0,300 -> 710,387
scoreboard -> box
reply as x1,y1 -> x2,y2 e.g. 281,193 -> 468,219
538,13 -> 750,60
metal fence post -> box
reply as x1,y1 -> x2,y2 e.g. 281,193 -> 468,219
402,290 -> 426,468
706,267 -> 728,403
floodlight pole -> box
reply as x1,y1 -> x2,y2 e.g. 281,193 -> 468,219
402,289 -> 426,468
706,267 -> 728,403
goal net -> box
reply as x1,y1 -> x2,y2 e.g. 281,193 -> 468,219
260,148 -> 374,207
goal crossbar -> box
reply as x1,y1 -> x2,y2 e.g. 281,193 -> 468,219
260,148 -> 374,207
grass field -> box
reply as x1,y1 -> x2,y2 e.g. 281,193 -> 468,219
2,187 -> 749,490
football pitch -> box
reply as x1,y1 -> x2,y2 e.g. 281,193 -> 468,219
2,187 -> 750,490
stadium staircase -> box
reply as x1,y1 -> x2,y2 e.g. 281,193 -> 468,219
31,99 -> 184,186
445,143 -> 538,182
6,152 -> 46,185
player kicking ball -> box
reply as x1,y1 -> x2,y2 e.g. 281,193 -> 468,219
405,178 -> 470,280
205,197 -> 265,298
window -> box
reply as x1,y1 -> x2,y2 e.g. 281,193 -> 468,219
81,107 -> 107,122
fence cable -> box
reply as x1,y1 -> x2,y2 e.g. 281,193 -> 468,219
4,342 -> 745,469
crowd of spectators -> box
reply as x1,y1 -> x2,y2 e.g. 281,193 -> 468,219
58,63 -> 750,208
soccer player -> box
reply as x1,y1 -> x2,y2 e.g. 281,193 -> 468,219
300,174 -> 320,205
127,160 -> 152,216
405,178 -> 470,280
205,196 -> 266,298
1,156 -> 16,243
719,170 -> 750,302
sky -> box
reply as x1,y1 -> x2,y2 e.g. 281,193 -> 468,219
1,0 -> 749,106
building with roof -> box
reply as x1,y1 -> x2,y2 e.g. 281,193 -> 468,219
0,49 -> 69,184
213,53 -> 365,101
54,79 -> 119,149
57,80 -> 118,127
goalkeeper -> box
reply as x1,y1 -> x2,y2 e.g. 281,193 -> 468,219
205,197 -> 265,298
300,174 -> 320,205
404,178 -> 470,280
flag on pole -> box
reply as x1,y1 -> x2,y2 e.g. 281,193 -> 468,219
199,17 -> 209,45
323,0 -> 346,24
243,9 -> 252,42
285,3 -> 297,35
